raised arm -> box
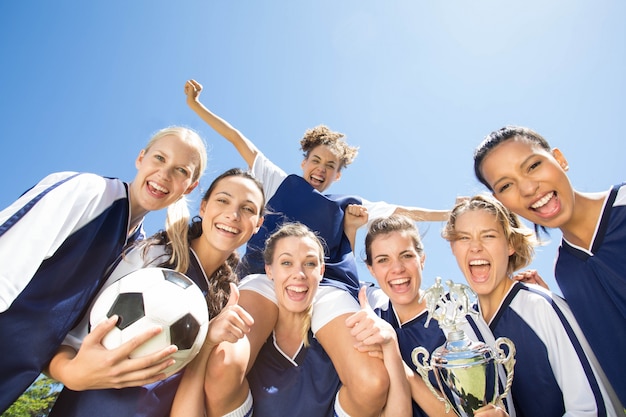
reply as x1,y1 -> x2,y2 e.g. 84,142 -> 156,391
184,79 -> 259,168
343,204 -> 369,252
393,196 -> 471,222
393,206 -> 450,222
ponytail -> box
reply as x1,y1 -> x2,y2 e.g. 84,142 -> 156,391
301,304 -> 313,347
164,196 -> 192,273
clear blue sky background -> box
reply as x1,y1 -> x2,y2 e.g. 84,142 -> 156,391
1,1 -> 624,295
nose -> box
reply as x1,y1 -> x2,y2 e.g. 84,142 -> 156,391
293,267 -> 306,280
158,166 -> 172,181
223,207 -> 241,221
390,259 -> 405,272
469,239 -> 482,252
519,178 -> 539,197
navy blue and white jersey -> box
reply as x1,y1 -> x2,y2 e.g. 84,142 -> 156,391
468,281 -> 620,417
378,295 -> 516,417
48,244 -> 211,417
555,183 -> 626,407
241,153 -> 395,297
0,172 -> 143,414
247,331 -> 341,417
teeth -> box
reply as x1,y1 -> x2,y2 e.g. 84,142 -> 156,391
311,175 -> 324,183
148,181 -> 169,194
287,286 -> 307,293
469,260 -> 489,266
216,224 -> 240,234
531,192 -> 554,209
389,278 -> 410,285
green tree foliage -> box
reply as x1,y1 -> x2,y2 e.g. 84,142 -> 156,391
2,375 -> 60,417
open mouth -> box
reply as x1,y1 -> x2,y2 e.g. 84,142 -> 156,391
529,191 -> 559,217
468,259 -> 490,283
216,223 -> 240,235
309,174 -> 325,187
388,277 -> 411,292
286,285 -> 308,301
147,181 -> 169,196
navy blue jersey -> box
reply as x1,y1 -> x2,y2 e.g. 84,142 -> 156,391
470,282 -> 617,417
48,246 -> 210,417
0,172 -> 143,414
240,174 -> 362,296
381,305 -> 446,417
555,183 -> 626,406
379,297 -> 516,417
247,332 -> 341,417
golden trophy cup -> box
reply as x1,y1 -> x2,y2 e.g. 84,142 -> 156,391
412,278 -> 515,416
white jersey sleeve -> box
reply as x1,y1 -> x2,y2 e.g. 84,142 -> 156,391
361,198 -> 397,226
0,172 -> 128,312
251,152 -> 288,202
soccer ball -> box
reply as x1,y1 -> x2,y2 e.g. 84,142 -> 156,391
90,267 -> 209,377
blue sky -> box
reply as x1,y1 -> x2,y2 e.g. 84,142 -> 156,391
1,1 -> 624,295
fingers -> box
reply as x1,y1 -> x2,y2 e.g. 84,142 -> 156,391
184,79 -> 203,97
474,403 -> 508,417
115,326 -> 173,359
512,269 -> 550,290
205,302 -> 254,345
86,315 -> 119,343
344,308 -> 366,328
346,204 -> 368,216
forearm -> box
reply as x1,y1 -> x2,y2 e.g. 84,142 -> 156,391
344,223 -> 359,252
393,206 -> 450,222
380,343 -> 412,417
45,345 -> 77,383
187,100 -> 258,167
170,344 -> 212,417
405,363 -> 449,417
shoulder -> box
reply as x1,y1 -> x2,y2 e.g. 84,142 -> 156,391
507,283 -> 579,332
39,172 -> 125,198
614,183 -> 626,206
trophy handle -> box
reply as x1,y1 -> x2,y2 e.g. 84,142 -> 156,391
493,337 -> 516,405
411,346 -> 452,414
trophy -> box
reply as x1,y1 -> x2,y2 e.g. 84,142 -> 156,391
411,278 -> 515,416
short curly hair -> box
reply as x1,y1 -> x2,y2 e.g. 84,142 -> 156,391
299,125 -> 359,170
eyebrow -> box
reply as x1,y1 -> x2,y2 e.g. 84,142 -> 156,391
311,154 -> 337,165
492,153 -> 535,190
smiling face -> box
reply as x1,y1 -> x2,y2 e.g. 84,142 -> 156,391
300,144 -> 342,192
265,235 -> 324,314
367,230 -> 425,311
130,134 -> 200,213
479,138 -> 574,230
197,175 -> 264,257
449,209 -> 515,305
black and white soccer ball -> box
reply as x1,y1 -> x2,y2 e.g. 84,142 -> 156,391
90,267 -> 209,377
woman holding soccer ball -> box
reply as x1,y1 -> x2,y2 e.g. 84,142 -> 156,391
46,168 -> 266,417
0,126 -> 207,414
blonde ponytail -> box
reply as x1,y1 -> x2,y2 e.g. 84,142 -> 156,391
165,196 -> 192,273
301,304 -> 313,347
